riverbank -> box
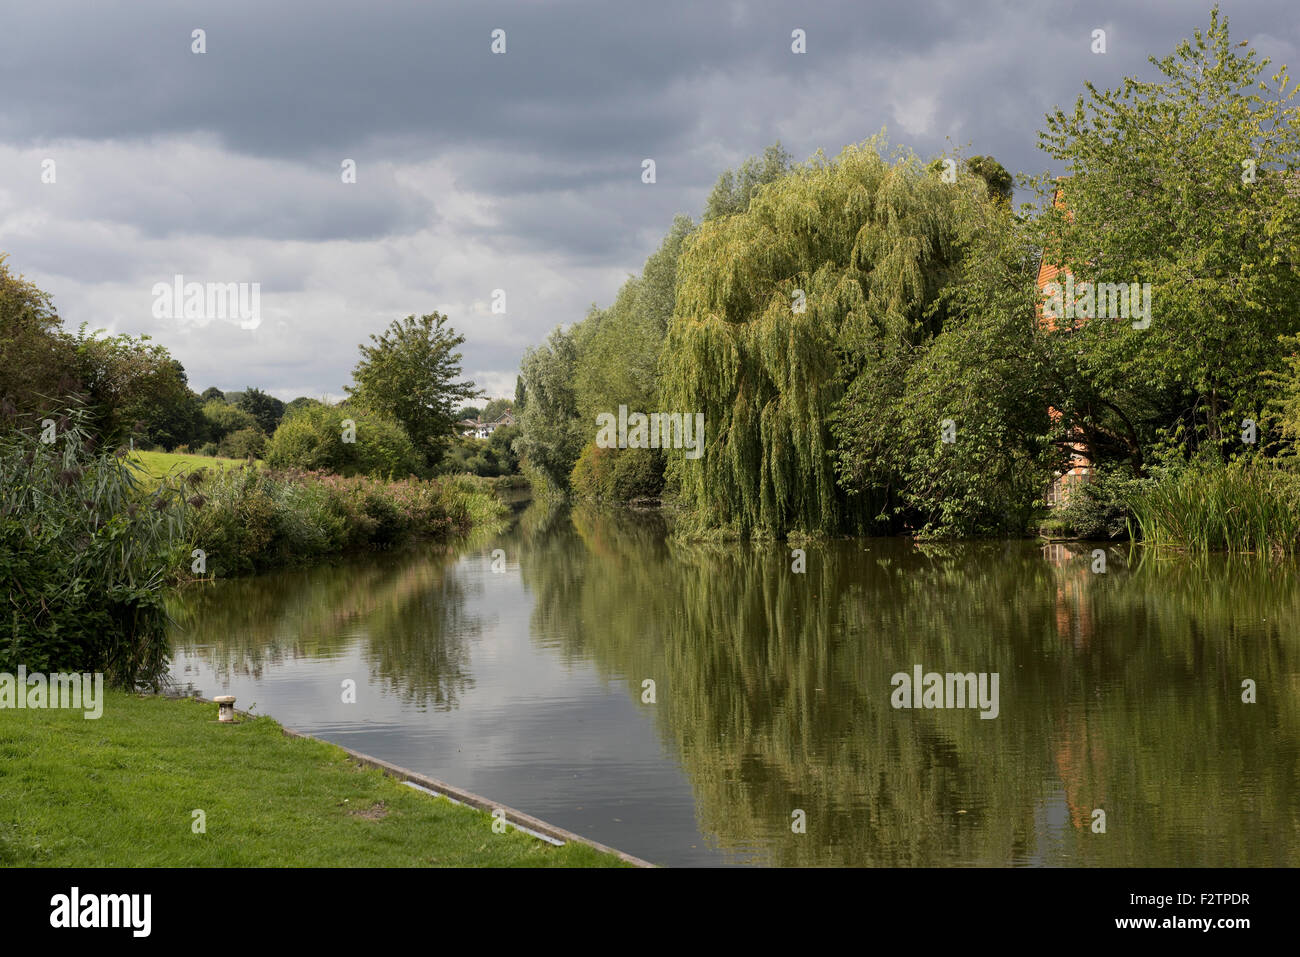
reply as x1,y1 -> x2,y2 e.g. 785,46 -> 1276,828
0,690 -> 631,867
179,466 -> 511,578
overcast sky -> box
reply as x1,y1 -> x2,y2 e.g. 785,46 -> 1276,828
1,1 -> 1296,401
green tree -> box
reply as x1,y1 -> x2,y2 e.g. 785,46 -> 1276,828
965,155 -> 1014,203
119,359 -> 205,450
70,328 -> 201,448
514,326 -> 586,490
219,426 -> 266,460
346,313 -> 481,468
703,143 -> 795,220
662,136 -> 1003,535
575,216 -> 693,425
236,386 -> 285,435
487,423 -> 520,473
0,254 -> 80,429
1033,5 -> 1300,470
832,192 -> 1058,536
285,396 -> 321,414
201,400 -> 258,443
566,216 -> 694,496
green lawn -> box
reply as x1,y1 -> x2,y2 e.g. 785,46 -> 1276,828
0,691 -> 626,867
129,449 -> 263,480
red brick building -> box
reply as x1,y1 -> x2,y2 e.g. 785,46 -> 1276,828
1036,188 -> 1093,506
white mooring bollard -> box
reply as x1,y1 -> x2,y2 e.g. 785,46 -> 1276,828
214,695 -> 236,723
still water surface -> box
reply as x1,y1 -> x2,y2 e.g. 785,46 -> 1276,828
168,504 -> 1299,866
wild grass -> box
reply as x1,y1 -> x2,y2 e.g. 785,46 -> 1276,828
0,412 -> 187,687
1126,461 -> 1300,555
185,467 -> 509,577
130,449 -> 262,481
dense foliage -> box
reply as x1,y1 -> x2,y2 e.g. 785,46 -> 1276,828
1032,5 -> 1300,472
443,424 -> 520,477
0,413 -> 187,687
663,137 -> 1021,536
345,312 -> 481,469
512,8 -> 1300,547
265,402 -> 422,477
187,467 -> 507,577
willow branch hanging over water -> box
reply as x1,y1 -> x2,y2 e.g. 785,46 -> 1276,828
659,136 -> 1002,537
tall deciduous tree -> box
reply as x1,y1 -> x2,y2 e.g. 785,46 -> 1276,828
703,143 -> 795,221
662,135 -> 1003,535
0,254 -> 80,428
514,326 -> 585,489
235,386 -> 285,436
1033,5 -> 1300,469
574,215 -> 693,427
346,312 -> 480,467
71,327 -> 206,448
832,190 -> 1058,535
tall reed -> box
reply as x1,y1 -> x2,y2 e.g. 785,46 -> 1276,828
1126,462 -> 1300,555
0,411 -> 188,687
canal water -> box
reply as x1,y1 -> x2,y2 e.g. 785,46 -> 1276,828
167,504 -> 1300,866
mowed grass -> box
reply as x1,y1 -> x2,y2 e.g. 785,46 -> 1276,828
129,449 -> 263,481
0,691 -> 627,867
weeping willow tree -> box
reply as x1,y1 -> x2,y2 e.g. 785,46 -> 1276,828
659,135 -> 1003,536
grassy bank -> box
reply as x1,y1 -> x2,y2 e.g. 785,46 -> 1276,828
129,449 -> 262,480
0,691 -> 627,867
2,415 -> 513,687
186,468 -> 509,577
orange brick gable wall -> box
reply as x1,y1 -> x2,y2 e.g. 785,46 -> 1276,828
1037,186 -> 1093,505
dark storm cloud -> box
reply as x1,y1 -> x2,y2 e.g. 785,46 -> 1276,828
6,1 -> 1293,237
3,1 -> 988,156
1,0 -> 1297,396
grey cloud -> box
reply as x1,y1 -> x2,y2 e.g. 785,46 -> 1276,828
1,0 -> 1295,397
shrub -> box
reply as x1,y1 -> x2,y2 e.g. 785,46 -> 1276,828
440,428 -> 521,478
611,446 -> 665,500
218,426 -> 266,460
185,468 -> 506,575
201,400 -> 257,443
571,442 -> 664,501
265,404 -> 422,477
1056,469 -> 1150,540
571,442 -> 615,500
187,469 -> 277,576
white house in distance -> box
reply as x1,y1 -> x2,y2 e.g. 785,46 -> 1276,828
456,410 -> 515,440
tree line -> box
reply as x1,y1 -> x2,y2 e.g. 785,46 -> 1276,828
0,275 -> 517,478
515,7 -> 1300,544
